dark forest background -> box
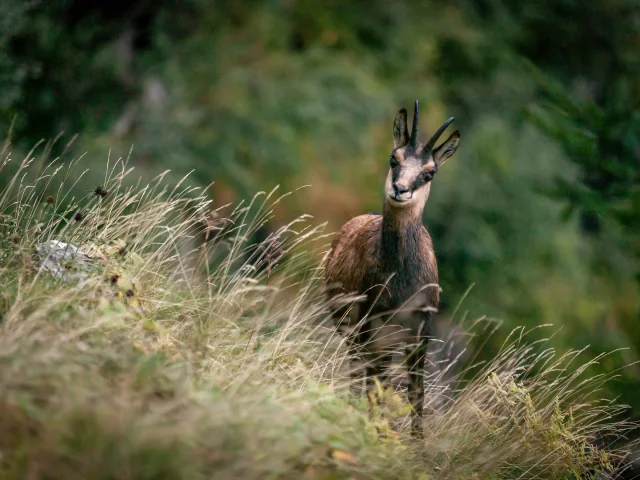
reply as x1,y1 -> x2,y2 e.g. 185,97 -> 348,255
2,0 -> 640,448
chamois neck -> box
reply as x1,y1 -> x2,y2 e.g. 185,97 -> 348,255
380,201 -> 425,269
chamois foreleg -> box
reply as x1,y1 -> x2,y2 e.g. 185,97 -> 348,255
349,316 -> 394,412
365,352 -> 393,407
334,302 -> 371,396
406,311 -> 432,438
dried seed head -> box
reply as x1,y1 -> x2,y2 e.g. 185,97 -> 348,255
46,196 -> 55,204
94,186 -> 109,198
125,289 -> 134,297
110,274 -> 120,284
74,211 -> 84,222
203,211 -> 230,232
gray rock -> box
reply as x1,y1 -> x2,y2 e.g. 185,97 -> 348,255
35,240 -> 98,281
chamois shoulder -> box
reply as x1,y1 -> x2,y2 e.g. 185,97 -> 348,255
327,213 -> 381,260
325,213 -> 381,291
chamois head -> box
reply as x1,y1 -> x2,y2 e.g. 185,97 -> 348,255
385,100 -> 460,208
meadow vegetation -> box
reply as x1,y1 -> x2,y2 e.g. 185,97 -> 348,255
0,146 -> 635,479
3,0 -> 640,437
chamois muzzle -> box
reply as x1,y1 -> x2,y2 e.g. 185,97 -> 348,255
391,182 -> 412,203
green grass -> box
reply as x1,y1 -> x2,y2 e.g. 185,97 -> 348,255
0,145 -> 636,479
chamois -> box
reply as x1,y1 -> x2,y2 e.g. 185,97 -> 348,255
324,100 -> 460,437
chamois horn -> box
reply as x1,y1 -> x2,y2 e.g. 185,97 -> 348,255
425,116 -> 455,151
409,100 -> 420,149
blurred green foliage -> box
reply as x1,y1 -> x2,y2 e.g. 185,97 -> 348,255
1,0 -> 639,436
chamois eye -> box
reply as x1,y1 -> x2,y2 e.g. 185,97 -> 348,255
423,170 -> 435,181
390,156 -> 399,168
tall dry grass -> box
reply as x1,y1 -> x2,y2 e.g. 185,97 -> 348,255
0,144 -> 636,479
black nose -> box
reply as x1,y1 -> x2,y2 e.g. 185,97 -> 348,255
393,182 -> 410,195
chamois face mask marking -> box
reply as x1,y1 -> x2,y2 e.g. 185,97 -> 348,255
386,101 -> 459,209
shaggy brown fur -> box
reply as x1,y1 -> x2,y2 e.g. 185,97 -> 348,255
324,100 -> 460,437
325,208 -> 439,339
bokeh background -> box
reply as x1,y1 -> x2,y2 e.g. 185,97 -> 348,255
2,0 -> 640,435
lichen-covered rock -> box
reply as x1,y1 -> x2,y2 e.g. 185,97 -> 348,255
35,240 -> 99,281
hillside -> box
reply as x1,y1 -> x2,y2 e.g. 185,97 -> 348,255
0,151 -> 634,479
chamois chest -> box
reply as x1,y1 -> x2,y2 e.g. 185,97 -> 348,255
373,217 -> 439,312
325,213 -> 439,314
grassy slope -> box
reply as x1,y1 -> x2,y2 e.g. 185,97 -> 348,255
0,148 -> 634,479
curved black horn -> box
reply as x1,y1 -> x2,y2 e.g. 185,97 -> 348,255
425,116 -> 455,151
409,100 -> 419,148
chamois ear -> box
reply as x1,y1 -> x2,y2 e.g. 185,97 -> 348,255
432,130 -> 460,166
393,108 -> 410,148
